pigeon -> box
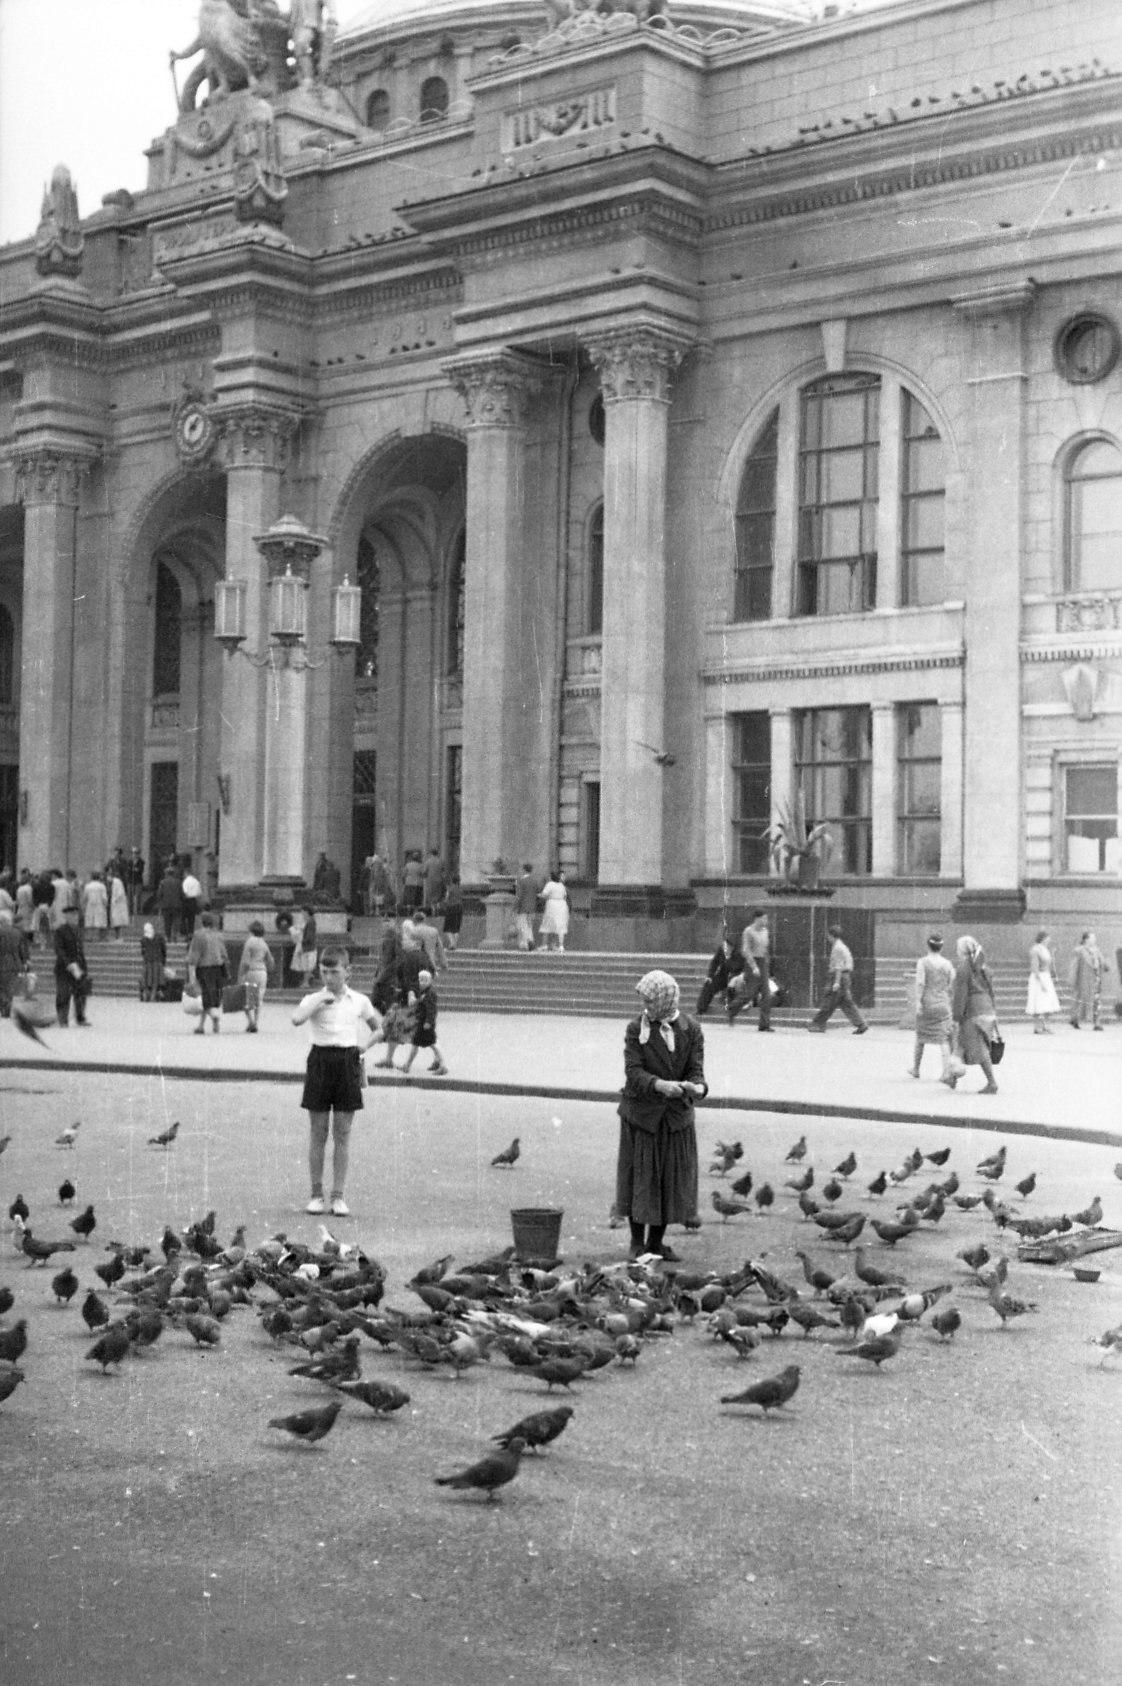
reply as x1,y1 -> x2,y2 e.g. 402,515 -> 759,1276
94,1252 -> 127,1289
822,1177 -> 843,1205
0,1320 -> 29,1365
835,1326 -> 903,1367
289,1335 -> 361,1384
834,1152 -> 857,1178
1089,1324 -> 1122,1366
8,1193 -> 29,1223
925,1147 -> 952,1166
410,1253 -> 454,1288
870,1212 -> 919,1245
1115,1164 -> 1122,1182
890,1149 -> 924,1184
797,1189 -> 820,1221
55,1122 -> 81,1149
730,1168 -> 753,1198
813,1208 -> 863,1234
435,1437 -> 526,1500
865,1170 -> 888,1198
853,1248 -> 905,1289
1014,1172 -> 1037,1199
1072,1196 -> 1103,1228
268,1399 -> 344,1444
952,1194 -> 984,1211
148,1121 -> 180,1148
490,1137 -> 521,1168
987,1279 -> 1038,1325
0,1134 -> 10,1154
86,1322 -> 132,1372
0,1364 -> 25,1405
711,1191 -> 751,1222
956,1241 -> 991,1274
20,1230 -> 76,1266
785,1166 -> 814,1194
754,1183 -> 775,1214
51,1265 -> 80,1304
332,1380 -> 410,1416
492,1406 -> 574,1453
896,1284 -> 952,1321
69,1205 -> 96,1243
720,1363 -> 801,1413
930,1304 -> 962,1342
794,1250 -> 836,1295
784,1298 -> 840,1338
57,1180 -> 75,1206
81,1289 -> 110,1334
184,1314 -> 221,1348
0,1286 -> 13,1317
785,1136 -> 808,1162
528,1355 -> 588,1392
976,1145 -> 1007,1180
125,1307 -> 166,1350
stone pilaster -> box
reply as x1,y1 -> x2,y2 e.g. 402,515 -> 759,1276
14,447 -> 91,866
214,403 -> 299,887
588,328 -> 685,886
447,350 -> 546,881
951,283 -> 1033,914
939,700 -> 964,880
870,702 -> 897,876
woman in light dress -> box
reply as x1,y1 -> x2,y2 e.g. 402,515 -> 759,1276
108,872 -> 129,941
81,872 -> 109,939
537,870 -> 570,953
908,933 -> 956,1082
1025,929 -> 1060,1033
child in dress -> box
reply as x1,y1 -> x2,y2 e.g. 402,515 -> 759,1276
399,969 -> 449,1076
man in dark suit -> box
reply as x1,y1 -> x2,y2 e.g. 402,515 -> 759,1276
53,905 -> 91,1027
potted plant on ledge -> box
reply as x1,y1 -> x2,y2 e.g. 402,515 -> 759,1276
762,793 -> 835,893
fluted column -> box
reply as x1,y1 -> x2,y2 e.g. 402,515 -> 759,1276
447,351 -> 545,881
588,329 -> 685,887
215,404 -> 298,887
15,448 -> 92,866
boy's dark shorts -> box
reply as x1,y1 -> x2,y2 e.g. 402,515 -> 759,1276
301,1045 -> 364,1113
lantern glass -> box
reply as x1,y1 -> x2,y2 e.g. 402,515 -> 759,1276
270,565 -> 307,644
215,577 -> 247,646
332,575 -> 362,647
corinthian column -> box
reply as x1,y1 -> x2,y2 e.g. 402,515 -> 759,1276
215,404 -> 299,888
588,328 -> 685,888
447,350 -> 546,881
15,448 -> 91,866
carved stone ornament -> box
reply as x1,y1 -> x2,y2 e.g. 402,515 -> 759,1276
232,101 -> 288,227
445,352 -> 546,428
170,1 -> 337,114
587,330 -> 685,404
1056,595 -> 1121,633
538,1 -> 667,47
215,404 -> 300,471
14,449 -> 87,507
1062,662 -> 1101,722
34,164 -> 84,279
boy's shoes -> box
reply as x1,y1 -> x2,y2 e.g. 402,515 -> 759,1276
305,1196 -> 326,1214
330,1198 -> 350,1217
430,1061 -> 448,1075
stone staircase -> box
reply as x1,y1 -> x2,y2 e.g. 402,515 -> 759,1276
51,938 -> 1100,1022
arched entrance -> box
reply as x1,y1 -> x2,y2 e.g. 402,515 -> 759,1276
333,434 -> 466,906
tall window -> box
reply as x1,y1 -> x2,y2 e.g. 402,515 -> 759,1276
796,375 -> 879,616
897,702 -> 941,875
900,394 -> 945,606
366,88 -> 390,129
152,562 -> 182,696
1064,765 -> 1119,873
445,744 -> 462,877
149,760 -> 179,872
447,532 -> 465,676
0,604 -> 13,705
420,76 -> 449,122
586,502 -> 604,635
1064,439 -> 1122,593
731,711 -> 771,873
733,409 -> 777,621
795,706 -> 872,875
582,780 -> 600,883
356,536 -> 379,683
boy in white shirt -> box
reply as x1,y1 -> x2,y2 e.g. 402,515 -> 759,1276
291,946 -> 380,1216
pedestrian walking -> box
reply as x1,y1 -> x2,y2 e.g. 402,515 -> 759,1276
513,863 -> 538,952
441,877 -> 463,950
1026,929 -> 1060,1033
185,912 -> 229,1035
400,850 -> 424,913
808,925 -> 868,1033
727,910 -> 774,1030
0,909 -> 29,1018
1069,931 -> 1107,1030
53,904 -> 91,1027
156,865 -> 183,944
422,847 -> 446,914
139,921 -> 167,1001
907,933 -> 956,1080
406,912 -> 447,975
398,969 -> 449,1075
951,934 -> 999,1094
237,920 -> 276,1033
615,970 -> 707,1262
537,870 -> 569,952
292,945 -> 380,1217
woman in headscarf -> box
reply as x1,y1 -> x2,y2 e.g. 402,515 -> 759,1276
615,970 -> 707,1261
908,932 -> 955,1082
1069,931 -> 1107,1030
951,935 -> 999,1094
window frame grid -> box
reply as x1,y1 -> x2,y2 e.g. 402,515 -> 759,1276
895,701 -> 942,876
730,711 -> 771,874
795,705 -> 872,876
733,408 -> 778,623
795,376 -> 880,619
899,393 -> 946,608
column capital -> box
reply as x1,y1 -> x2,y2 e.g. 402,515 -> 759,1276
444,349 -> 550,429
586,327 -> 690,404
950,280 -> 1037,320
215,402 -> 301,472
13,444 -> 96,507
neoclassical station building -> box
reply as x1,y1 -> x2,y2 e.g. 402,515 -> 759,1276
1,0 -> 1121,952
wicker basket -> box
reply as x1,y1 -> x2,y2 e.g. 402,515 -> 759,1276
511,1207 -> 563,1265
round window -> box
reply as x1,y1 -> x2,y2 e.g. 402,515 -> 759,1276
1055,313 -> 1120,385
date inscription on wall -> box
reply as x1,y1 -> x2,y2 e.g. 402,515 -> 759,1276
503,87 -> 617,151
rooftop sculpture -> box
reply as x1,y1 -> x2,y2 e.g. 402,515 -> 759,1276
170,0 -> 338,113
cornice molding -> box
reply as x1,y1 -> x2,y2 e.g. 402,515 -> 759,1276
702,649 -> 965,686
1022,642 -> 1122,665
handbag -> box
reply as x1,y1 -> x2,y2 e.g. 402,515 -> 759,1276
183,983 -> 203,1016
222,982 -> 248,1014
988,1026 -> 1005,1066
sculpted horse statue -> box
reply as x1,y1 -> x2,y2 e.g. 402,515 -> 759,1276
542,0 -> 668,26
171,0 -> 270,111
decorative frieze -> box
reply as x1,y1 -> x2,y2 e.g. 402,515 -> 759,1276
587,329 -> 685,404
701,650 -> 964,686
445,350 -> 549,428
215,403 -> 301,471
13,448 -> 90,507
1056,593 -> 1122,633
503,86 -> 616,152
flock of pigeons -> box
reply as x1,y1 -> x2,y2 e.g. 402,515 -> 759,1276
0,1118 -> 1120,1496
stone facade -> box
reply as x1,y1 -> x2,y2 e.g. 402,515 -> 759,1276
1,0 -> 1121,958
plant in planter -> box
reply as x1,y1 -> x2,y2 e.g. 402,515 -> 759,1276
485,857 -> 516,894
762,792 -> 834,890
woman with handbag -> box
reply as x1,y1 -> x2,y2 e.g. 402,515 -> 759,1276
950,934 -> 1000,1094
185,912 -> 229,1035
237,920 -> 276,1033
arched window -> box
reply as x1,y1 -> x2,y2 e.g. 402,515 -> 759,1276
1065,438 -> 1122,593
0,604 -> 13,705
152,561 -> 181,696
356,536 -> 380,682
420,76 -> 449,122
446,531 -> 465,676
733,408 -> 778,621
797,374 -> 880,617
587,502 -> 604,635
366,88 -> 391,129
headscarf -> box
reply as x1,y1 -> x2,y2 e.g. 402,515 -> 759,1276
142,922 -> 155,939
956,934 -> 982,963
636,969 -> 680,1051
